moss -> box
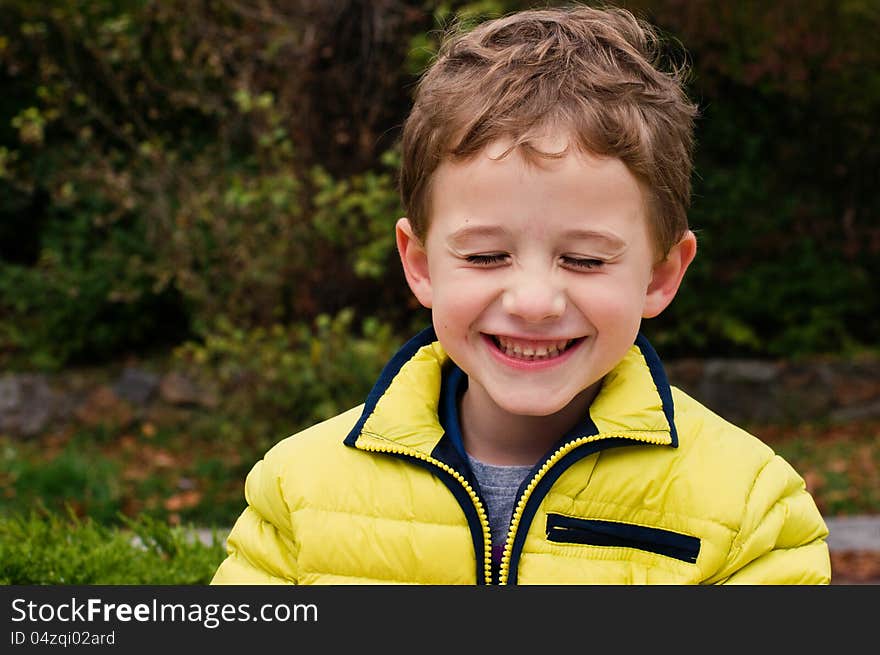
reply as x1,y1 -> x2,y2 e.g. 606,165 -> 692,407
0,507 -> 226,585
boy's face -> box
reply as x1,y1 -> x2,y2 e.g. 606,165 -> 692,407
397,136 -> 695,419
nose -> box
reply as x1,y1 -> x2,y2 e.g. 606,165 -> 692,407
501,273 -> 566,322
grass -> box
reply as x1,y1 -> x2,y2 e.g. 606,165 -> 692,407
3,414 -> 879,533
1,420 -> 257,529
0,507 -> 226,584
1,413 -> 877,585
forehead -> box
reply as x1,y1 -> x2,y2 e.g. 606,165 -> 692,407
428,139 -> 651,244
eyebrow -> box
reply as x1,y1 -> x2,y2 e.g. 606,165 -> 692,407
447,225 -> 627,252
446,225 -> 509,246
562,229 -> 627,252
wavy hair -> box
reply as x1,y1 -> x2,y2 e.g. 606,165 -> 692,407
399,4 -> 698,256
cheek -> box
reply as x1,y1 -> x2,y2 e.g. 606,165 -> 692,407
572,278 -> 646,323
434,299 -> 484,337
431,283 -> 500,347
431,289 -> 478,332
433,274 -> 497,313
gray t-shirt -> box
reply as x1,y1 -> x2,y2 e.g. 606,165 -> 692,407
467,454 -> 533,563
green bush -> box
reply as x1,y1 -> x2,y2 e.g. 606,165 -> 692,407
0,508 -> 226,584
311,150 -> 403,280
0,0 -> 877,364
0,1 -> 420,369
0,205 -> 190,369
174,309 -> 402,451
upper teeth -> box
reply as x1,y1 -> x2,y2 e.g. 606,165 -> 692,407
495,336 -> 572,357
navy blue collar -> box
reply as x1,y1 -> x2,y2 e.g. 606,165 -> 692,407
345,326 -> 678,450
438,362 -> 469,461
437,360 -> 603,462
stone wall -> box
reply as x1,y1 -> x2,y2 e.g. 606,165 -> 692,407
1,355 -> 879,439
0,366 -> 218,439
665,357 -> 880,425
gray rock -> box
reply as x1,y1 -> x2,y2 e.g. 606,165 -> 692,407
693,362 -> 780,424
703,359 -> 780,383
0,373 -> 53,437
0,375 -> 20,415
114,367 -> 159,405
829,401 -> 880,423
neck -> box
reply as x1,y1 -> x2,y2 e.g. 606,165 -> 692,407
459,381 -> 600,466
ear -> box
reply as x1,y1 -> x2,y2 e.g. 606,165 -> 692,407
396,217 -> 433,309
643,230 -> 697,319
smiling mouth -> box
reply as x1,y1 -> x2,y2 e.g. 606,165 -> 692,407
487,334 -> 583,361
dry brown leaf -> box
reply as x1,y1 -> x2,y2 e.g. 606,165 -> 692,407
163,490 -> 202,511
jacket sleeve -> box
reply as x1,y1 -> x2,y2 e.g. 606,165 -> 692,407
211,456 -> 300,585
716,454 -> 831,584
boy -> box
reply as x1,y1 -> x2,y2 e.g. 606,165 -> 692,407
212,5 -> 830,584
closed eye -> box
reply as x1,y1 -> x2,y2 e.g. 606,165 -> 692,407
562,256 -> 604,270
465,253 -> 509,266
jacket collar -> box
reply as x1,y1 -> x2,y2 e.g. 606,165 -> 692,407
344,327 -> 677,456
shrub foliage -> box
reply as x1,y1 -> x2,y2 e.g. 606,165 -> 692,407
0,0 -> 878,369
174,309 -> 402,451
0,508 -> 225,584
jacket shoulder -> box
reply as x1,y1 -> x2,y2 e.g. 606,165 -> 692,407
669,387 -> 829,582
240,406 -> 360,509
212,405 -> 367,584
248,404 -> 367,507
669,386 -> 807,500
262,404 -> 364,466
672,387 -> 773,458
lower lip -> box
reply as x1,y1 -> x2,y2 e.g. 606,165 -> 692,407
482,334 -> 584,371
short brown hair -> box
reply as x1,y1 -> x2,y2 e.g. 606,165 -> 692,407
399,4 -> 698,256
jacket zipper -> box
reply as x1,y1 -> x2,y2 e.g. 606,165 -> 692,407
498,431 -> 670,585
358,431 -> 669,585
357,441 -> 494,585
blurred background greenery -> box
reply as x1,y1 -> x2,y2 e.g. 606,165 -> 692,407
0,0 -> 878,581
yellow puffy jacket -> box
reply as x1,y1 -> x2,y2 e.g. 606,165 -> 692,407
212,329 -> 830,585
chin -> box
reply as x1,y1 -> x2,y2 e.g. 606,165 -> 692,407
489,392 -> 578,418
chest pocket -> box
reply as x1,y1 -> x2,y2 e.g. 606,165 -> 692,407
545,513 -> 700,563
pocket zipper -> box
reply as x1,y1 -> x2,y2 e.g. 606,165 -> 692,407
546,513 -> 700,563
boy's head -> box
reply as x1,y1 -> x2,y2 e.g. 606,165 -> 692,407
399,4 -> 697,257
395,5 -> 699,425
